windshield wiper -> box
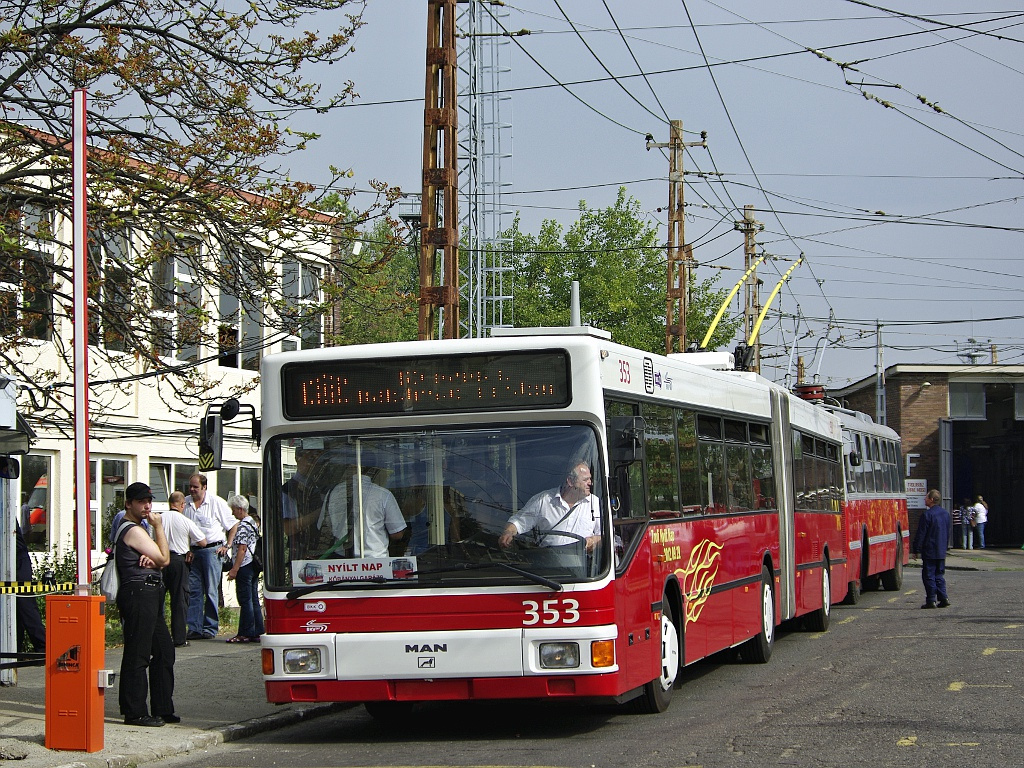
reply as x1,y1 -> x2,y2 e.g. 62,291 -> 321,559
412,561 -> 563,591
285,575 -> 393,600
285,560 -> 563,599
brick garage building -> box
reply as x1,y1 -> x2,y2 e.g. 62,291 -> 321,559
832,365 -> 1024,548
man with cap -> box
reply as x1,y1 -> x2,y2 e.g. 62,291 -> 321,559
116,482 -> 178,727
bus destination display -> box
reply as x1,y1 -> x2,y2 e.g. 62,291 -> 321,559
282,351 -> 571,418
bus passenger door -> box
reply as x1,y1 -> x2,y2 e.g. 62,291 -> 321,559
770,390 -> 796,621
607,410 -> 661,692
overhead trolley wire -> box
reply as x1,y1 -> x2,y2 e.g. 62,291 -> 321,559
551,0 -> 668,126
600,0 -> 673,123
481,2 -> 650,137
839,0 -> 1024,43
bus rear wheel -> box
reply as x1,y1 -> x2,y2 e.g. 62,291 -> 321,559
739,566 -> 775,664
805,560 -> 831,632
635,599 -> 679,713
881,539 -> 904,591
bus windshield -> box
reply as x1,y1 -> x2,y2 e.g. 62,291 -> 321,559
265,424 -> 607,590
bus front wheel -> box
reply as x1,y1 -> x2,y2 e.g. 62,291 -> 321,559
635,599 -> 679,713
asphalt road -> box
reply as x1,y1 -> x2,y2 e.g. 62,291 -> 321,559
152,567 -> 1024,768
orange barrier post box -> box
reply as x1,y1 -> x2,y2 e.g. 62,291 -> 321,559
45,594 -> 111,752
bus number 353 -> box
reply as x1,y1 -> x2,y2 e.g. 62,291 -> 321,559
523,598 -> 580,625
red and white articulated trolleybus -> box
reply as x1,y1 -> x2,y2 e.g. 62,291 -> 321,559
244,327 -> 851,717
827,404 -> 909,601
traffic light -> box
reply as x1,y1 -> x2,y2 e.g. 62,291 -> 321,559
198,412 -> 223,471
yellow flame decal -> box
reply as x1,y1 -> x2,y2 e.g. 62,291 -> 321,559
674,539 -> 723,625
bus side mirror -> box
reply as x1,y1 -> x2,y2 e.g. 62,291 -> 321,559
607,415 -> 645,467
0,456 -> 20,479
849,452 -> 861,467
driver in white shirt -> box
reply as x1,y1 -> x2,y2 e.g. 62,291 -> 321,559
499,461 -> 601,552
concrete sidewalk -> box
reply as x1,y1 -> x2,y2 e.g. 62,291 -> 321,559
921,544 -> 1024,573
1,548 -> 1021,768
0,633 -> 347,768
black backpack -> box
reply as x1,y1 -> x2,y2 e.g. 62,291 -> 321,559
244,520 -> 263,575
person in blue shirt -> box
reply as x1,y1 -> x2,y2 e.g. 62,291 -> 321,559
912,489 -> 952,609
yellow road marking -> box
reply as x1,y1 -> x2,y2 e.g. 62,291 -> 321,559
948,681 -> 1012,691
983,647 -> 1023,655
837,616 -> 857,625
944,742 -> 981,747
1006,624 -> 1022,629
897,735 -> 918,747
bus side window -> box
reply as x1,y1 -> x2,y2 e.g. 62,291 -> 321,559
677,410 -> 701,514
642,404 -> 678,516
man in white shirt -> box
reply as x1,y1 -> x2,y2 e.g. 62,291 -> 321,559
499,461 -> 602,552
184,473 -> 237,639
162,490 -> 206,647
319,454 -> 407,559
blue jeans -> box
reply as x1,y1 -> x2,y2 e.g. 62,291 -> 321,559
961,524 -> 973,550
235,562 -> 264,639
921,558 -> 948,605
187,547 -> 221,637
975,522 -> 986,549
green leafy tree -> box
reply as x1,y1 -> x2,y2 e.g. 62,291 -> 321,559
325,216 -> 419,346
0,0 -> 400,427
507,188 -> 741,353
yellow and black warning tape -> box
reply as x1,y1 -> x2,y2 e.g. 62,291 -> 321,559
0,580 -> 76,595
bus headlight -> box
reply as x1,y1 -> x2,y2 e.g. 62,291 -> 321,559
282,648 -> 322,674
539,642 -> 581,669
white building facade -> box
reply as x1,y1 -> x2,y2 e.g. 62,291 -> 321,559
6,197 -> 333,570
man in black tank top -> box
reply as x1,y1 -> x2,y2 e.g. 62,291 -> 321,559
116,482 -> 176,727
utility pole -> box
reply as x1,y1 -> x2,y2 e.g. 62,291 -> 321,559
419,0 -> 459,340
735,205 -> 763,372
875,321 -> 886,425
647,121 -> 705,354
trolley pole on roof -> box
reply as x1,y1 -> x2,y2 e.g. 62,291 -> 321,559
648,120 -> 705,354
419,0 -> 460,340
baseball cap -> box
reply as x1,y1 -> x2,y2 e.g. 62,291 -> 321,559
125,482 -> 154,501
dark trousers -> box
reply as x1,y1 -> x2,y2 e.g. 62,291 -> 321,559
921,558 -> 948,604
15,534 -> 45,652
163,553 -> 190,646
15,595 -> 46,652
117,581 -> 175,720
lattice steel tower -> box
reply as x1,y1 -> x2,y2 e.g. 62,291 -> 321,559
457,0 -> 514,337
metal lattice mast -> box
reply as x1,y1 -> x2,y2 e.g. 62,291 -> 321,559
457,0 -> 513,338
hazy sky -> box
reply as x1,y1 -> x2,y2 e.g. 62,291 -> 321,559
287,1 -> 1024,388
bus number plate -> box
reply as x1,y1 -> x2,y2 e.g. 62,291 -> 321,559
522,598 -> 580,626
